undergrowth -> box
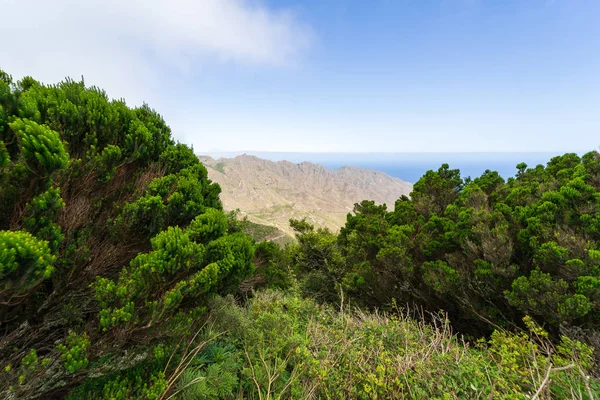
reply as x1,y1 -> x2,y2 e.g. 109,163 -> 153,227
71,289 -> 597,399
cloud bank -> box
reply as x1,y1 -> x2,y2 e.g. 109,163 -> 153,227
0,0 -> 312,104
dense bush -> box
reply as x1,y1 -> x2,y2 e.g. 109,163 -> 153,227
0,69 -> 255,398
288,153 -> 600,357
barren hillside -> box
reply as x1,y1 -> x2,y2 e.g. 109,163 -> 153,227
199,154 -> 413,236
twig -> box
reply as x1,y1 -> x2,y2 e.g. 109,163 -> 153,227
531,363 -> 574,400
578,365 -> 595,400
244,346 -> 264,400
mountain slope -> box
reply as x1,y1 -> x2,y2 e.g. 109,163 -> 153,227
199,154 -> 412,235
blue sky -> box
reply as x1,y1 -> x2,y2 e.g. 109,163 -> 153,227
1,0 -> 599,153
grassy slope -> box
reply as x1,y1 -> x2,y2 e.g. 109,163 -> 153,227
239,219 -> 294,247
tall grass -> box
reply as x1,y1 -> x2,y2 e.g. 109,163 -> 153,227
167,290 -> 599,399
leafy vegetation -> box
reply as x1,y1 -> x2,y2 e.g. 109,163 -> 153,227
1,69 -> 598,398
0,70 -> 254,398
68,290 -> 598,399
287,156 -> 600,346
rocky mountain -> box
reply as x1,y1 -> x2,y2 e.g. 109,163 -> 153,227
199,154 -> 413,236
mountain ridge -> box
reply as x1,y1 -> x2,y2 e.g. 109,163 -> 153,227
199,154 -> 413,236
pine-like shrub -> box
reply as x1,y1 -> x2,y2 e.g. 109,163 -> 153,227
0,69 -> 255,398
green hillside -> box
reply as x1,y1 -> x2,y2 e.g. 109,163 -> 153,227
227,209 -> 294,247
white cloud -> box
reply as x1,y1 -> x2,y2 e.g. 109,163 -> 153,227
0,0 -> 312,105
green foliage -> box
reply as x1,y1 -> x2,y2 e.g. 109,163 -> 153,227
251,241 -> 294,291
0,69 -> 254,397
204,232 -> 255,293
204,290 -> 599,399
16,77 -> 173,161
95,219 -> 253,331
23,187 -> 65,252
289,218 -> 314,234
411,163 -> 463,215
9,118 -> 68,177
177,343 -> 239,400
207,291 -> 316,398
57,331 -> 90,374
290,219 -> 345,302
79,291 -> 598,398
187,207 -> 227,244
290,151 -> 600,344
0,230 -> 54,300
94,226 -> 203,330
66,363 -> 169,400
0,141 -> 8,167
114,164 -> 221,238
506,269 -> 574,324
92,144 -> 123,181
21,349 -> 38,370
159,142 -> 200,175
114,195 -> 166,239
14,349 -> 40,386
423,260 -> 460,293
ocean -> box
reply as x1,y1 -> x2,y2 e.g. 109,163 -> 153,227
202,151 -> 579,184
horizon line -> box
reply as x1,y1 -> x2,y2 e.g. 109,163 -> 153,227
197,149 -> 592,155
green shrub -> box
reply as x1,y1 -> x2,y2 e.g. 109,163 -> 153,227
177,343 -> 240,400
187,208 -> 228,244
291,151 -> 600,345
57,331 -> 90,374
0,69 -> 254,398
0,141 -> 8,167
66,364 -> 169,400
9,118 -> 68,177
0,230 -> 54,299
23,187 -> 65,252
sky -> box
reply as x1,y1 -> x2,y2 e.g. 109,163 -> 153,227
0,0 -> 599,153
